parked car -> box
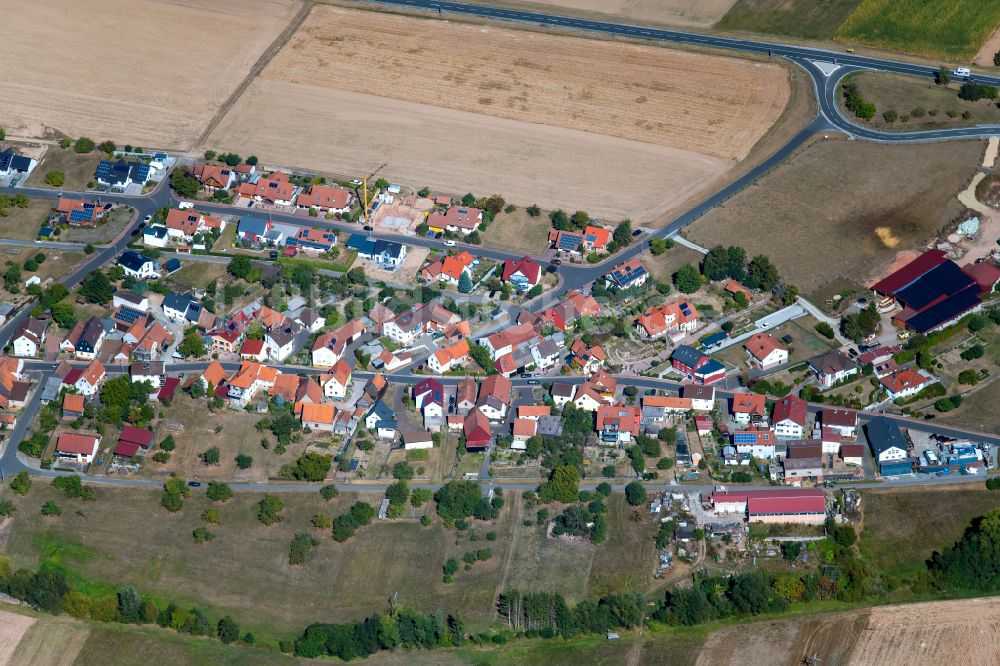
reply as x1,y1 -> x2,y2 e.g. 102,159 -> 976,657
143,214 -> 153,223
924,414 -> 936,420
434,232 -> 443,239
631,229 -> 642,237
520,373 -> 531,378
550,258 -> 562,265
363,225 -> 374,231
178,201 -> 194,210
445,240 -> 456,247
269,250 -> 279,259
187,481 -> 202,487
527,379 -> 540,385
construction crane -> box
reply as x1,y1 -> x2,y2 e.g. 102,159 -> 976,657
355,152 -> 394,230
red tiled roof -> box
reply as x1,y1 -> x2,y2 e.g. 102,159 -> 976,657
501,256 -> 541,284
57,433 -> 98,455
772,395 -> 807,426
744,333 -> 785,362
119,426 -> 153,447
113,440 -> 141,458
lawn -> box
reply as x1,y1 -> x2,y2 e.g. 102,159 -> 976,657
685,138 -> 981,292
0,199 -> 51,241
586,494 -> 661,598
164,261 -> 230,292
837,0 -> 1000,59
715,315 -> 838,370
481,207 -> 553,256
716,0 -> 861,40
16,246 -> 85,282
843,72 -> 1000,131
61,206 -> 134,244
25,148 -> 103,191
859,486 -> 1000,585
637,245 -> 706,286
276,251 -> 356,275
143,394 -> 311,483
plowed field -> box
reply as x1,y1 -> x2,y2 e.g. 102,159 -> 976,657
0,0 -> 300,147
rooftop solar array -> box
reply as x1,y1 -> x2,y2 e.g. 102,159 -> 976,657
557,233 -> 582,250
733,432 -> 757,444
894,261 -> 976,310
68,208 -> 94,223
115,305 -> 145,325
905,287 -> 981,333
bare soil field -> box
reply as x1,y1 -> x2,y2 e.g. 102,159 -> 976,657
208,80 -> 729,222
0,0 -> 300,148
685,138 -> 982,292
458,0 -> 738,27
6,612 -> 90,666
266,6 -> 787,160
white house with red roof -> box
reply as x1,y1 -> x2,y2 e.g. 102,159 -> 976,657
295,185 -> 352,214
501,256 -> 541,291
164,208 -> 226,243
426,206 -> 482,235
239,338 -> 268,362
771,395 -> 807,439
744,333 -> 788,370
879,369 -> 934,401
635,300 -> 700,339
55,432 -> 101,464
237,172 -> 297,206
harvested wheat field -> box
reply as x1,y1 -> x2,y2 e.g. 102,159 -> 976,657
685,138 -> 982,292
208,81 -> 729,222
0,0 -> 301,147
267,6 -> 787,160
696,597 -> 1000,665
209,6 -> 789,221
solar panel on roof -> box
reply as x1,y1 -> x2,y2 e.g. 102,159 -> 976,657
116,306 -> 144,324
895,261 -> 975,309
96,161 -> 112,178
905,286 -> 981,333
734,433 -> 756,443
134,164 -> 150,182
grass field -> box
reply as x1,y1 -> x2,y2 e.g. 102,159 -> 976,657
936,381 -> 1000,435
60,206 -> 133,244
716,0 -> 861,40
164,261 -> 230,293
481,208 -> 555,256
637,246 -> 707,285
859,486 -> 1000,585
0,201 -> 50,241
24,149 -> 102,192
843,73 -> 1000,131
837,0 -> 1000,59
685,138 -> 982,292
715,315 -> 837,370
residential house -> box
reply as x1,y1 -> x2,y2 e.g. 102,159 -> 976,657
536,415 -> 563,438
744,333 -> 788,370
311,319 -> 367,366
198,360 -> 227,393
783,457 -> 824,483
879,369 -> 933,400
117,251 -> 160,280
403,430 -> 434,451
117,425 -> 153,455
821,408 -> 858,438
518,405 -> 550,420
808,350 -> 858,389
694,415 -> 713,436
732,427 -> 777,459
681,384 -> 715,411
636,300 -> 700,339
857,345 -> 902,367
96,159 -> 150,189
604,259 -> 648,290
569,339 -> 606,374
65,318 -> 105,360
295,184 -> 352,214
413,378 -> 445,429
456,376 -> 478,414
12,317 -> 46,357
429,339 -> 470,374
53,198 -> 112,227
596,404 -> 642,444
530,339 -> 562,371
477,374 -> 512,421
143,225 -> 168,247
772,395 -> 808,439
421,251 -> 474,287
163,208 -> 225,243
320,360 -> 352,400
237,171 -> 296,205
480,323 -> 538,360
239,339 -> 268,362
641,395 -> 692,427
365,400 -> 397,439
501,256 -> 542,291
286,227 -> 338,255
0,148 -> 36,179
427,206 -> 482,235
384,302 -> 458,346
129,361 -> 164,389
541,289 -> 600,331
0,357 -> 28,410
237,216 -> 274,244
226,361 -> 278,409
265,321 -> 300,363
74,360 -> 106,397
512,418 -> 536,448
113,291 -> 149,312
550,382 -> 576,408
671,345 -> 726,385
191,164 -> 235,191
464,408 -> 492,451
732,393 -> 767,426
840,443 -> 865,466
55,432 -> 100,464
346,234 -> 407,269
62,393 -> 85,420
299,403 -> 336,432
572,383 -> 604,412
866,416 -> 912,475
373,348 -> 413,372
356,374 -> 388,411
162,292 -> 202,325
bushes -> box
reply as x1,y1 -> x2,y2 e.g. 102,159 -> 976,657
206,481 -> 233,502
73,137 -> 95,153
958,83 -> 998,101
52,475 -> 95,501
280,452 -> 332,481
289,533 -> 320,565
815,322 -> 835,339
625,481 -> 647,506
986,478 -> 1000,491
9,471 -> 31,496
842,82 -> 876,120
44,171 -> 65,186
332,501 -> 376,542
961,344 -> 985,361
161,477 -> 190,512
256,495 -> 284,525
192,527 -> 215,544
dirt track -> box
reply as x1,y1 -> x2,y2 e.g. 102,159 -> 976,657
0,0 -> 300,148
265,5 -> 789,160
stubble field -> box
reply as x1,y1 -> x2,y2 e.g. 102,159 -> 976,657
0,0 -> 301,148
685,138 -> 982,292
207,5 -> 791,222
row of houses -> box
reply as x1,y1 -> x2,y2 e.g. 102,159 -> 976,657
192,164 -> 354,215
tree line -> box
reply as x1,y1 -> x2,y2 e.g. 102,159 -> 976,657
497,590 -> 643,637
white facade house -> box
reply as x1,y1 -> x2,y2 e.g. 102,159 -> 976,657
117,251 -> 160,280
12,318 -> 46,358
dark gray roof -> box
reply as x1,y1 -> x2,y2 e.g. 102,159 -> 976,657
866,417 -> 909,456
117,250 -> 153,272
672,344 -> 705,368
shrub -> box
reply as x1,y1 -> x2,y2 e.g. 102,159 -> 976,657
958,369 -> 980,385
911,107 -> 926,118
288,533 -> 319,565
44,171 -> 65,186
319,484 -> 339,501
961,344 -> 985,361
235,454 -> 253,469
201,508 -> 220,524
200,447 -> 220,465
73,137 -> 95,153
987,477 -> 1000,490
193,527 -> 215,543
10,471 -> 31,496
625,481 -> 647,506
257,495 -> 284,525
41,500 -> 62,516
882,109 -> 898,123
206,481 -> 233,502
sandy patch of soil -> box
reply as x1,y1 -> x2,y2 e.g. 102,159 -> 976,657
0,0 -> 300,148
0,609 -> 35,666
263,6 -> 789,161
973,25 -> 1000,67
206,80 -> 731,223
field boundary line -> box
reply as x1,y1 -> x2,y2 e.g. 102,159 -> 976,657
194,0 -> 315,150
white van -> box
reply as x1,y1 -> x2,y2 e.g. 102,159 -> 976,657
178,201 -> 194,210
954,67 -> 971,78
